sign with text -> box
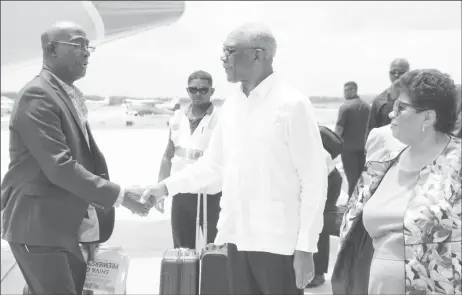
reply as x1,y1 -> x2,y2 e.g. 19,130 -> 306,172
83,246 -> 129,294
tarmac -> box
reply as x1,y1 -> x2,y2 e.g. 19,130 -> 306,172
1,120 -> 347,295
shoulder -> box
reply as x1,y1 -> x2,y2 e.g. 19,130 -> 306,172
15,77 -> 56,111
274,81 -> 313,112
439,137 -> 461,173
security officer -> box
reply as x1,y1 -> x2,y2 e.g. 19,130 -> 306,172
157,70 -> 222,249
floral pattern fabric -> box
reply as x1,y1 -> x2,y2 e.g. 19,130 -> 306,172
338,136 -> 461,294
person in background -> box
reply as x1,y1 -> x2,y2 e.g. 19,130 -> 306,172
335,81 -> 370,197
332,69 -> 461,295
143,22 -> 328,294
0,22 -> 147,295
157,70 -> 222,249
306,126 -> 343,288
367,58 -> 410,135
365,79 -> 406,162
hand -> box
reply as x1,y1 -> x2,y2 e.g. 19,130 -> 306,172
83,243 -> 99,261
293,250 -> 315,289
154,199 -> 165,214
141,183 -> 168,207
122,188 -> 151,216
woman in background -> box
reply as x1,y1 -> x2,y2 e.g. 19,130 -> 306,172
332,69 -> 461,294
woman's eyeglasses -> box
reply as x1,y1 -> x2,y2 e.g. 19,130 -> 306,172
187,87 -> 210,95
393,100 -> 428,115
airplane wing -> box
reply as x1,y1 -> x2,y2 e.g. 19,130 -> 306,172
1,1 -> 185,70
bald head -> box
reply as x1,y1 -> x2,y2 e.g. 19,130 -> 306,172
389,58 -> 410,83
40,21 -> 90,84
41,21 -> 86,52
390,58 -> 410,71
227,22 -> 277,60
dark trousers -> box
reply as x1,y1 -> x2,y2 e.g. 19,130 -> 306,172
341,149 -> 366,197
227,243 -> 303,295
171,192 -> 222,249
314,168 -> 343,274
9,241 -> 87,295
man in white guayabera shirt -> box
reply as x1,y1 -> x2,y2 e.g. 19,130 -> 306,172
142,23 -> 328,294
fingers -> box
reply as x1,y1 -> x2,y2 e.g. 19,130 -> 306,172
140,188 -> 152,203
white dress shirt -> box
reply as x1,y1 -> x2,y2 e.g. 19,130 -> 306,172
164,73 -> 328,255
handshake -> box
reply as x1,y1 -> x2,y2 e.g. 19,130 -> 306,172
121,183 -> 169,216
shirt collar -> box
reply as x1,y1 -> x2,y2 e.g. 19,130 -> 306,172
47,69 -> 83,97
239,72 -> 276,99
185,102 -> 214,120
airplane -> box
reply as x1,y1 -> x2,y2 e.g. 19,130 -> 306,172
1,1 -> 186,117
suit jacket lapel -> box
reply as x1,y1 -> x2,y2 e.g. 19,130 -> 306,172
39,69 -> 89,149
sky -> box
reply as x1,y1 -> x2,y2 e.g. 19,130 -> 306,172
1,1 -> 461,98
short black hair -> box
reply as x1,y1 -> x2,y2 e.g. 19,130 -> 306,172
188,70 -> 213,87
392,69 -> 458,134
344,81 -> 358,91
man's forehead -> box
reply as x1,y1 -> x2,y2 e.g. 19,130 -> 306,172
51,26 -> 87,42
223,32 -> 249,48
189,78 -> 211,86
390,60 -> 409,71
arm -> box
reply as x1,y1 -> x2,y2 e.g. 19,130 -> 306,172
13,86 -> 120,211
366,96 -> 380,137
163,110 -> 224,196
288,99 -> 328,253
334,104 -> 348,138
158,130 -> 175,182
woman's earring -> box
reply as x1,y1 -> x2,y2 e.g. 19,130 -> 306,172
421,125 -> 426,133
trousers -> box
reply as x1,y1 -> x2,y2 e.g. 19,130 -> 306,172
171,192 -> 222,249
9,242 -> 87,295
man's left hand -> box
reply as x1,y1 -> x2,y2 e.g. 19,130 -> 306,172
293,250 -> 315,289
83,243 -> 99,261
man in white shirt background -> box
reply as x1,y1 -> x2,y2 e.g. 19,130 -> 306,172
142,22 -> 328,294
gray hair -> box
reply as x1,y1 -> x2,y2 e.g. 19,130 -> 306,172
230,22 -> 277,60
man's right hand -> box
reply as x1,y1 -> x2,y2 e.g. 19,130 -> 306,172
121,188 -> 151,216
141,183 -> 168,208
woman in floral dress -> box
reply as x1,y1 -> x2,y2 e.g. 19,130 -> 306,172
331,69 -> 461,295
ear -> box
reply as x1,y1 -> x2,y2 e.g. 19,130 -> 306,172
423,109 -> 437,128
210,88 -> 215,96
46,42 -> 57,57
254,48 -> 265,61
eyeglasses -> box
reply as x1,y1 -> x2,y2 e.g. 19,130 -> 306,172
187,87 -> 210,95
393,100 -> 428,115
222,46 -> 264,57
50,41 -> 96,52
389,70 -> 406,77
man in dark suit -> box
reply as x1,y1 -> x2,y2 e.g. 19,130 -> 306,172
1,22 -> 149,295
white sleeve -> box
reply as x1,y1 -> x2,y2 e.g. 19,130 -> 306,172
288,98 -> 328,253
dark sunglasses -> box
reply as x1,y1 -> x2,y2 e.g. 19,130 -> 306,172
389,70 -> 406,76
393,100 -> 428,115
187,87 -> 210,95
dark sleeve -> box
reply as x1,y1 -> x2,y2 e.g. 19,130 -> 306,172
335,103 -> 349,129
366,96 -> 380,137
320,126 -> 343,159
13,86 -> 120,210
